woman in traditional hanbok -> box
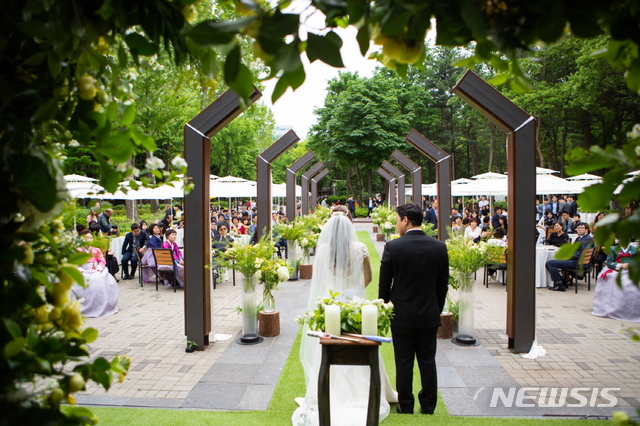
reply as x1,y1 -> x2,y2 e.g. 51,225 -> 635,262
71,230 -> 119,317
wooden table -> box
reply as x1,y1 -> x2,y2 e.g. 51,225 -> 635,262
318,336 -> 381,426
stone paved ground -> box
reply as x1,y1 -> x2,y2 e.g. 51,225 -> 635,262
76,221 -> 640,417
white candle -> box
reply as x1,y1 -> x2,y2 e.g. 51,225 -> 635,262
361,305 -> 378,336
324,304 -> 341,336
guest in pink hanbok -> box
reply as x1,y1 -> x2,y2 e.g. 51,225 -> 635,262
161,229 -> 185,287
71,230 -> 119,317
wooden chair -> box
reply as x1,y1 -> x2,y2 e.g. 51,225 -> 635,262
484,249 -> 507,288
153,249 -> 178,292
562,247 -> 595,293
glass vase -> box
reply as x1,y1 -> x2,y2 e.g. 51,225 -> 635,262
262,287 -> 275,313
288,240 -> 298,280
240,274 -> 259,343
455,271 -> 478,345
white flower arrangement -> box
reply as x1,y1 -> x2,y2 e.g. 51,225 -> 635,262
145,156 -> 165,170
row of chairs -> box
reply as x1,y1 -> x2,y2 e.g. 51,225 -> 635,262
482,247 -> 596,294
127,248 -> 180,292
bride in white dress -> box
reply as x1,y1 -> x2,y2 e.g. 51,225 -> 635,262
292,207 -> 397,426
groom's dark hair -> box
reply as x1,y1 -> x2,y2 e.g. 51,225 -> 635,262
396,203 -> 423,227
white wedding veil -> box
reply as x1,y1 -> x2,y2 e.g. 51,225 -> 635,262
300,211 -> 364,384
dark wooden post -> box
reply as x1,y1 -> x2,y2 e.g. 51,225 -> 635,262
391,149 -> 422,204
184,87 -> 261,349
286,151 -> 315,222
300,162 -> 324,216
256,131 -> 300,241
381,161 -> 404,207
453,70 -> 536,354
405,129 -> 452,242
311,168 -> 330,212
376,168 -> 395,207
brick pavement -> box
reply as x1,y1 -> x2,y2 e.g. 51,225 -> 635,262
76,221 -> 640,417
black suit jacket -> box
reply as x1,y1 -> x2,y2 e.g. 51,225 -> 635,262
122,231 -> 149,255
379,230 -> 449,328
425,208 -> 438,229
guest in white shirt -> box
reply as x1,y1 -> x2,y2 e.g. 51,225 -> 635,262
464,218 -> 482,242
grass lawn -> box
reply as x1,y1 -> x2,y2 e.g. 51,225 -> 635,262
87,232 -> 605,425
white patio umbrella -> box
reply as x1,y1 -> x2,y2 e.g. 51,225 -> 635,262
471,172 -> 507,180
566,173 -> 601,181
64,174 -> 98,182
66,181 -> 105,199
535,167 -> 559,175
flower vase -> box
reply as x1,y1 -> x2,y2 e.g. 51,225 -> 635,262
236,274 -> 263,345
288,240 -> 298,281
262,287 -> 275,313
455,272 -> 478,345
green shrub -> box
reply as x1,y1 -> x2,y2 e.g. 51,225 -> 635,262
325,196 -> 345,206
355,207 -> 369,217
493,200 -> 507,211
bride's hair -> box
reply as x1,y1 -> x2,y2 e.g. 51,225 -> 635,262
331,205 -> 353,221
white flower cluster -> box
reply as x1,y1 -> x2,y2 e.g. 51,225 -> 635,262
627,123 -> 640,139
145,156 -> 165,170
383,222 -> 394,230
171,155 -> 188,169
254,257 -> 265,269
253,270 -> 262,280
277,266 -> 290,282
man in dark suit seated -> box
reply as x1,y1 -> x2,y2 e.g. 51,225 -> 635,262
121,223 -> 149,280
379,203 -> 449,415
545,222 -> 594,291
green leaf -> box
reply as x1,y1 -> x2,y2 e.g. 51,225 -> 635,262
577,183 -> 616,212
554,241 -> 580,260
93,357 -> 111,373
92,371 -> 112,389
224,44 -> 241,84
227,63 -> 253,100
3,319 -> 23,339
34,357 -> 52,372
130,127 -> 156,152
452,56 -> 477,68
26,325 -> 38,349
307,32 -> 345,68
487,73 -> 508,86
48,52 -> 62,77
5,338 -> 26,358
125,33 -> 157,56
380,5 -> 412,37
625,58 -> 640,93
82,328 -> 99,344
32,98 -> 58,123
187,16 -> 256,47
509,75 -> 530,93
96,133 -> 137,163
356,24 -> 370,57
460,0 -> 487,37
271,64 -> 306,102
67,251 -> 91,266
62,266 -> 85,287
9,154 -> 58,212
200,49 -> 219,79
118,45 -> 128,69
121,104 -> 136,126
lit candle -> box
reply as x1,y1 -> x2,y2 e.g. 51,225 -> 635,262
324,304 -> 341,336
361,305 -> 378,336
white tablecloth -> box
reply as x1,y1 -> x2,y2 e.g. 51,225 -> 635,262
235,235 -> 251,246
109,236 -> 125,265
176,228 -> 184,248
535,246 -> 558,288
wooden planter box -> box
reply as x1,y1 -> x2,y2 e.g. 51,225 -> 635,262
299,264 -> 313,280
376,234 -> 384,242
437,312 -> 455,339
373,226 -> 378,233
259,311 -> 280,337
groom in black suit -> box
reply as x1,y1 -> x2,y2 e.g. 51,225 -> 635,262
379,203 -> 449,415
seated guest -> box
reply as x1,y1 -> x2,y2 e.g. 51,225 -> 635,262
212,224 -> 234,252
569,213 -> 581,233
238,217 -> 249,235
464,218 -> 482,242
230,216 -> 241,235
491,207 -> 503,229
88,223 -> 119,282
71,230 -> 119,317
210,220 -> 218,240
162,229 -> 185,287
539,210 -> 556,228
140,223 -> 164,283
559,211 -> 572,234
498,216 -> 508,234
486,228 -> 507,282
121,223 -> 149,280
546,222 -> 593,291
451,216 -> 464,234
592,242 -> 639,321
545,221 -> 569,247
160,214 -> 173,229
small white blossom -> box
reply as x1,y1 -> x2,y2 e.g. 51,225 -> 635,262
146,156 -> 165,170
115,162 -> 128,172
68,139 -> 80,147
253,270 -> 262,280
636,145 -> 640,156
277,266 -> 290,281
171,155 -> 188,169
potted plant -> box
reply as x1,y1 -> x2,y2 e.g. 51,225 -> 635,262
275,221 -> 307,280
298,232 -> 318,279
256,257 -> 292,337
218,237 -> 275,344
372,206 -> 396,241
186,340 -> 198,353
